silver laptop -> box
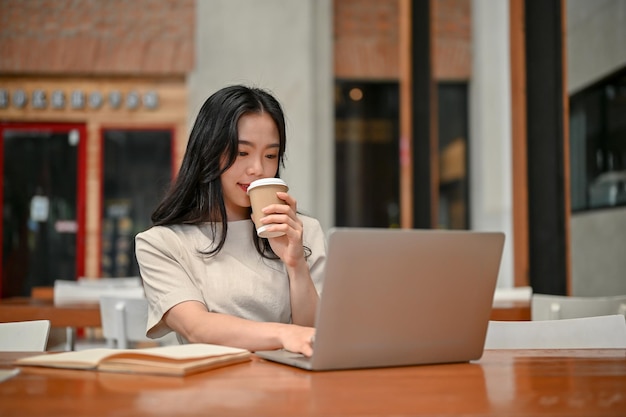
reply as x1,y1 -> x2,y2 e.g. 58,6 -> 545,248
255,228 -> 505,371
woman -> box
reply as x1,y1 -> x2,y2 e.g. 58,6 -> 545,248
135,85 -> 326,357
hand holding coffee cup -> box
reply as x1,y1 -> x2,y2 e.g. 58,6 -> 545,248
247,178 -> 289,238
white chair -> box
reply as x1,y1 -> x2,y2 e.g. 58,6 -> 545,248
50,278 -> 145,351
0,320 -> 51,351
531,293 -> 626,320
99,296 -> 176,349
77,276 -> 142,288
53,278 -> 145,306
492,286 -> 533,304
484,315 -> 626,349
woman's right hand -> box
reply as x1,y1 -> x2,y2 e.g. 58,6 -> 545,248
164,301 -> 316,356
280,324 -> 315,357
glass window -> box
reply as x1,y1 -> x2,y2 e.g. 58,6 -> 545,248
334,81 -> 400,228
438,83 -> 469,229
101,129 -> 172,277
570,67 -> 626,211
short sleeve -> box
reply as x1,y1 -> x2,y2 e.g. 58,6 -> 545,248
135,226 -> 205,338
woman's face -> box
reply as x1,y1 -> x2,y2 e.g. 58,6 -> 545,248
220,112 -> 281,221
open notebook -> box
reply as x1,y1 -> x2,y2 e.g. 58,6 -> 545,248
256,228 -> 505,371
15,344 -> 251,377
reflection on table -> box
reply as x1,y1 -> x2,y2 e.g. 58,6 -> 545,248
0,349 -> 624,416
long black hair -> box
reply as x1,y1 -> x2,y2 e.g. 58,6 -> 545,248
151,85 -> 287,258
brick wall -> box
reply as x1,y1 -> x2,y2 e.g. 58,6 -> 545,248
334,0 -> 471,80
0,0 -> 195,75
2,0 -> 469,79
334,0 -> 400,79
434,0 -> 471,80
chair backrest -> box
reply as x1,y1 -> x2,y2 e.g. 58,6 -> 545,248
54,279 -> 145,306
99,296 -> 153,349
531,293 -> 626,320
0,320 -> 51,351
484,315 -> 626,349
492,286 -> 533,303
78,276 -> 142,288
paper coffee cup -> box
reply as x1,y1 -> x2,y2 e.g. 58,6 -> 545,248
247,178 -> 289,238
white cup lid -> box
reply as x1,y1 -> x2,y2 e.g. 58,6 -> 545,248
247,178 -> 288,195
256,225 -> 286,238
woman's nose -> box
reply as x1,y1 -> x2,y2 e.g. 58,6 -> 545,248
246,156 -> 263,175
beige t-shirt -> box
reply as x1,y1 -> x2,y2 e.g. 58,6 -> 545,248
135,215 -> 326,339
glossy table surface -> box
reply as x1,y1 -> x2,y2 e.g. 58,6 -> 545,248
0,291 -> 530,330
490,299 -> 531,321
1,349 -> 625,417
0,297 -> 101,328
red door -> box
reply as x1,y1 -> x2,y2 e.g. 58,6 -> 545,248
0,122 -> 86,298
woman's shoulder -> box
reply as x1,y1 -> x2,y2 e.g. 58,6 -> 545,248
135,224 -> 222,259
297,214 -> 325,243
135,224 -> 209,246
298,213 -> 322,229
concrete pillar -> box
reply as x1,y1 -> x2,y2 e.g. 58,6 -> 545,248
469,0 -> 513,287
188,0 -> 334,230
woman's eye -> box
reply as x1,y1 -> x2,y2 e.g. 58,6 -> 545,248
266,154 -> 278,160
238,151 -> 248,157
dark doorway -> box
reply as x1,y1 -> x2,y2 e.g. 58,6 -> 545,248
0,123 -> 86,297
101,129 -> 173,277
334,81 -> 400,228
438,83 -> 470,230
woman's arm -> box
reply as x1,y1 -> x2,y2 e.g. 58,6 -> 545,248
164,300 -> 315,356
259,191 -> 320,326
284,258 -> 319,326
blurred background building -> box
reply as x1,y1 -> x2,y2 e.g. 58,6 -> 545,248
0,0 -> 624,298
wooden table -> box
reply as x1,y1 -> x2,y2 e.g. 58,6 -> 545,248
1,349 -> 624,417
0,296 -> 530,329
0,297 -> 101,351
0,297 -> 101,328
0,295 -> 529,351
490,299 -> 531,321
